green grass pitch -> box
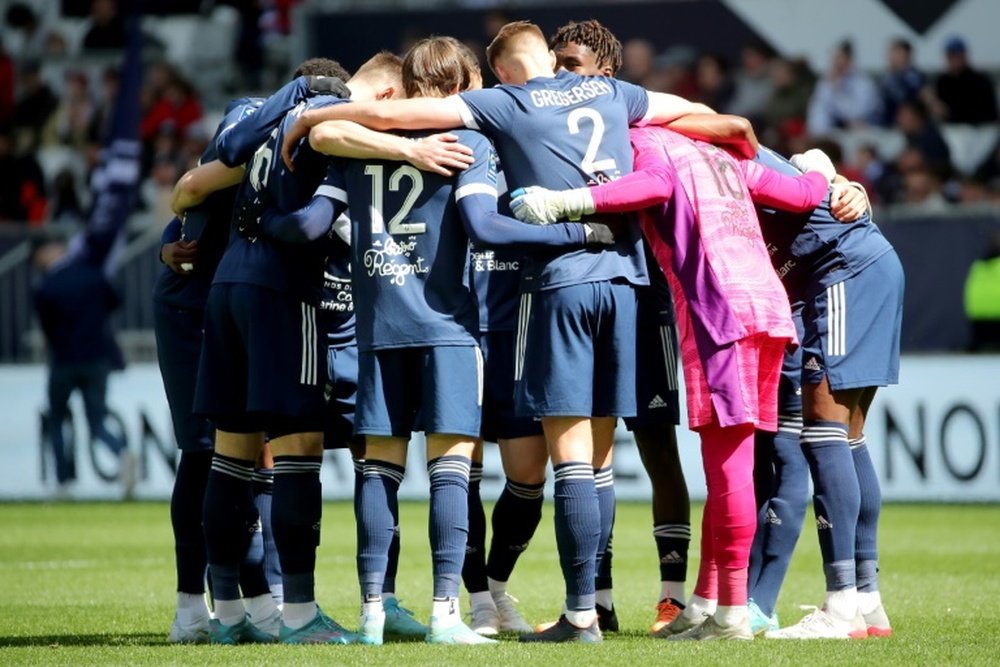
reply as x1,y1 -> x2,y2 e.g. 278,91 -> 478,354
1,501 -> 999,665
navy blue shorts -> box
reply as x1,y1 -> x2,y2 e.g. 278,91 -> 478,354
624,287 -> 680,431
514,280 -> 638,418
154,300 -> 213,451
356,345 -> 483,438
324,343 -> 360,450
480,330 -> 543,442
194,283 -> 325,434
800,250 -> 904,391
778,307 -> 805,416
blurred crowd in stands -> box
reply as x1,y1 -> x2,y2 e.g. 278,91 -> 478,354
1,0 -> 999,231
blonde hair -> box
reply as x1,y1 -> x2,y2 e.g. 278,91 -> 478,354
403,37 -> 481,98
485,20 -> 546,72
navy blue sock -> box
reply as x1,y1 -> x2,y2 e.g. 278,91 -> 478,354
252,467 -> 282,602
239,505 -> 270,599
357,459 -> 403,599
203,453 -> 257,601
487,478 -> 544,583
428,455 -> 471,599
749,415 -> 809,616
553,461 -> 600,611
801,420 -> 860,591
653,523 -> 691,586
462,462 -> 489,594
851,436 -> 881,593
272,455 -> 323,604
171,450 -> 212,594
594,466 -> 615,592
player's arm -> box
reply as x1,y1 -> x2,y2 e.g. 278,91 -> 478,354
159,216 -> 198,274
641,91 -> 714,126
308,120 -> 474,176
282,97 -> 465,169
172,160 -> 244,215
457,193 -> 616,250
740,151 -> 832,213
257,196 -> 348,244
666,113 -> 759,160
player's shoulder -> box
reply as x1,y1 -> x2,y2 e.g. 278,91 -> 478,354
304,95 -> 348,112
452,128 -> 493,152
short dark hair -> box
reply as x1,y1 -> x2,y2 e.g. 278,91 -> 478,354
550,19 -> 623,76
292,57 -> 351,81
891,38 -> 913,55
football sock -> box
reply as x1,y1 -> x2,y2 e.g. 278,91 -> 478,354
486,478 -> 544,583
203,453 -> 256,604
565,608 -> 598,628
594,466 -> 615,595
824,587 -> 859,621
171,450 -> 212,595
462,462 -> 489,594
851,436 -> 882,594
213,595 -> 246,627
357,460 -> 404,598
238,509 -> 270,599
176,592 -> 210,624
715,604 -> 748,627
801,420 -> 860,592
469,590 -> 494,610
428,455 -> 471,599
431,596 -> 461,627
252,467 -> 282,603
748,415 -> 808,617
653,522 -> 690,600
283,601 -> 317,630
693,499 -> 718,602
272,455 -> 322,604
553,461 -> 600,612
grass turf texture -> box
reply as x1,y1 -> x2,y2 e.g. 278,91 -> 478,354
1,502 -> 998,665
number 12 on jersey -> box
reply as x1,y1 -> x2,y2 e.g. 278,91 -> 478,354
364,164 -> 427,235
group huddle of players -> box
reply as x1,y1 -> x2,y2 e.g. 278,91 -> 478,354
154,17 -> 903,645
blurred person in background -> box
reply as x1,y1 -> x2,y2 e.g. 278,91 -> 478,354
930,37 -> 998,125
82,0 -> 127,52
646,45 -> 698,97
0,36 -> 12,125
0,124 -> 46,225
902,166 -> 948,212
3,2 -> 46,61
762,57 -> 814,147
47,168 -> 85,226
620,38 -> 655,86
694,53 -> 734,112
12,59 -> 57,151
42,70 -> 95,151
32,233 -> 134,499
964,234 -> 1000,351
895,99 -> 950,174
727,41 -> 775,124
879,38 -> 926,127
140,68 -> 202,145
806,40 -> 881,136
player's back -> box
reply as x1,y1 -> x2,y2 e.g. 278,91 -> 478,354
213,95 -> 346,305
754,146 -> 894,302
459,70 -> 650,292
341,128 -> 482,351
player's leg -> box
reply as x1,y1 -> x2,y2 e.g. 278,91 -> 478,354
242,443 -> 281,635
45,363 -> 76,490
850,387 -> 891,637
463,439 -> 491,622
592,420 -> 618,632
251,446 -> 282,604
78,362 -> 134,496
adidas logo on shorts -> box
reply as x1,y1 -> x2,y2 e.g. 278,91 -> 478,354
766,508 -> 782,525
804,357 -> 823,372
661,550 -> 684,564
648,394 -> 668,410
816,515 -> 833,530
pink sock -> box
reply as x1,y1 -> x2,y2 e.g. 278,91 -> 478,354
699,422 -> 757,606
693,503 -> 718,600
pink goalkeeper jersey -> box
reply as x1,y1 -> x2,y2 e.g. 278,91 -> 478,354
588,127 -> 829,428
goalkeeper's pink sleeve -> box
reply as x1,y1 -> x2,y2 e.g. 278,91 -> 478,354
740,161 -> 829,213
589,149 -> 676,213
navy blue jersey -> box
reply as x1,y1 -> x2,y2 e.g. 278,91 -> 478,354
457,71 -> 650,292
754,146 -> 894,303
152,98 -> 262,310
470,171 -> 520,332
212,95 -> 347,305
641,239 -> 676,326
319,212 -> 355,347
327,129 -> 499,351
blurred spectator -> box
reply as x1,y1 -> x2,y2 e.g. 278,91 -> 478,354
646,45 -> 697,97
956,178 -> 992,205
621,38 -> 655,85
4,3 -> 47,61
727,41 -> 775,122
13,60 -> 58,151
88,66 -> 119,144
964,234 -> 1000,351
82,0 -> 127,52
141,152 -> 180,222
762,57 -> 814,142
47,168 -> 85,226
879,38 -> 926,126
806,40 -> 882,135
0,36 -> 12,125
930,37 -> 998,125
902,166 -> 948,212
896,100 -> 951,174
0,125 -> 47,224
853,143 -> 887,202
42,70 -> 95,150
140,68 -> 202,144
974,136 -> 1000,191
694,53 -> 734,111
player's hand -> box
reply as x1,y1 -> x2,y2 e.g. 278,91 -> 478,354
582,222 -> 619,248
831,182 -> 871,223
305,75 -> 351,99
790,149 -> 837,183
510,186 -> 564,225
406,133 -> 475,176
281,115 -> 311,172
160,240 -> 198,274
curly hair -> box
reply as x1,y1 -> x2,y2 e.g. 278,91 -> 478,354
292,57 -> 351,81
549,20 -> 623,76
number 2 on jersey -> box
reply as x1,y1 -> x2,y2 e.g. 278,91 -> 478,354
364,164 -> 426,235
567,108 -> 617,175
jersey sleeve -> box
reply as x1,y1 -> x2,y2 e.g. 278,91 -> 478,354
454,89 -> 514,136
259,163 -> 348,243
160,216 -> 182,245
454,133 -> 499,203
315,159 -> 350,207
216,76 -> 312,167
589,143 -> 676,213
612,79 -> 652,126
739,160 -> 829,213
